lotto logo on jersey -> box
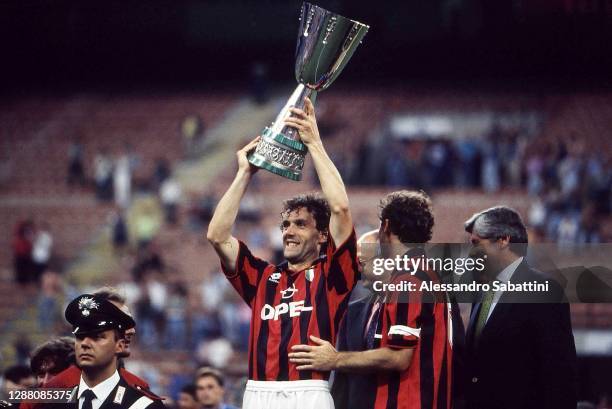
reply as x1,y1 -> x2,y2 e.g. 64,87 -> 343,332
260,301 -> 313,321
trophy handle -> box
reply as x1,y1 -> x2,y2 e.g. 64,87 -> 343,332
268,84 -> 318,141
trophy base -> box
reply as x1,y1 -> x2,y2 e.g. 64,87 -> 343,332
248,127 -> 307,181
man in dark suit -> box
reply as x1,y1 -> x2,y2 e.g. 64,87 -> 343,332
464,206 -> 577,409
64,294 -> 165,409
330,230 -> 379,409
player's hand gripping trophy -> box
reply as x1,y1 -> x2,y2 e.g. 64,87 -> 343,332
247,2 -> 369,181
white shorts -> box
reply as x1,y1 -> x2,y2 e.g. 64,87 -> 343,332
242,379 -> 335,409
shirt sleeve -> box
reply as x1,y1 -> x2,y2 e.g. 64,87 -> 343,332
220,240 -> 272,307
323,229 -> 360,295
381,276 -> 423,349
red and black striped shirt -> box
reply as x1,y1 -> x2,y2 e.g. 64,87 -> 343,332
221,231 -> 359,381
370,260 -> 454,409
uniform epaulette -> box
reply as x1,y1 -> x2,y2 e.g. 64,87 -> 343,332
119,368 -> 150,390
133,385 -> 164,401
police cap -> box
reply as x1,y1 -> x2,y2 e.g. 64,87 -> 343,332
64,294 -> 135,336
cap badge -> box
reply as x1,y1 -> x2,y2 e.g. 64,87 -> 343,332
78,297 -> 100,317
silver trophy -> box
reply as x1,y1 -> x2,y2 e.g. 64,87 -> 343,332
248,2 -> 369,181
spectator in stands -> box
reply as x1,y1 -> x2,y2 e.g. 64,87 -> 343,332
164,281 -> 188,350
31,222 -> 53,282
12,220 -> 34,285
192,271 -> 226,346
177,384 -> 199,409
194,367 -> 238,409
132,240 -> 164,282
188,194 -> 217,232
152,157 -> 171,191
67,138 -> 85,187
29,336 -> 75,386
454,138 -> 481,188
37,270 -> 64,331
12,335 -> 32,366
134,202 -> 162,249
425,140 -> 453,188
136,271 -> 167,349
160,176 -> 182,225
181,115 -> 205,158
111,208 -> 129,252
114,146 -> 133,209
481,134 -> 501,193
1,366 -> 36,399
384,144 -> 408,187
94,147 -> 114,201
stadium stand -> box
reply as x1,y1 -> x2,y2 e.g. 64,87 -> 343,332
1,89 -> 611,404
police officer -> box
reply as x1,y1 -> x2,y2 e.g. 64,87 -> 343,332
64,294 -> 165,409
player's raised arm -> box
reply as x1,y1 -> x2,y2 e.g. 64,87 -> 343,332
206,136 -> 260,271
285,98 -> 352,245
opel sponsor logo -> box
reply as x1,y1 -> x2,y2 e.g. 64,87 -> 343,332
260,301 -> 313,321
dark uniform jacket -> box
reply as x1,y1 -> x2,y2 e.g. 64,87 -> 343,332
68,374 -> 165,409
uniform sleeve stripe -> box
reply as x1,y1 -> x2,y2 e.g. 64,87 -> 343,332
128,396 -> 153,409
388,325 -> 421,338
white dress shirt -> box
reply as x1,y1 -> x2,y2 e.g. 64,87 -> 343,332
485,256 -> 524,323
78,370 -> 120,409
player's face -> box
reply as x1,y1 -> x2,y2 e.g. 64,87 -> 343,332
357,238 -> 379,287
177,392 -> 198,409
196,376 -> 224,407
281,207 -> 325,265
75,329 -> 124,370
35,358 -> 62,386
110,300 -> 135,357
468,233 -> 501,281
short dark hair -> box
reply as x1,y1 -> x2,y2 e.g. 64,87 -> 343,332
379,190 -> 434,243
93,286 -> 126,305
180,384 -> 197,399
30,337 -> 75,375
4,365 -> 33,384
195,367 -> 224,387
464,206 -> 528,256
281,193 -> 330,233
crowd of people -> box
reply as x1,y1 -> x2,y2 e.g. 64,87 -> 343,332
325,121 -> 611,243
11,220 -> 54,286
2,96 -> 611,409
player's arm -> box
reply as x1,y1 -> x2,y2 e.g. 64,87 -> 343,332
284,99 -> 352,245
206,137 -> 260,271
289,335 -> 413,373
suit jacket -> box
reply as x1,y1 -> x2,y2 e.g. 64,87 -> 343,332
464,261 -> 577,409
330,285 -> 378,409
68,375 -> 165,409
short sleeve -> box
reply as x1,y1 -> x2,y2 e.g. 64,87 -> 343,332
324,229 -> 360,294
220,240 -> 272,307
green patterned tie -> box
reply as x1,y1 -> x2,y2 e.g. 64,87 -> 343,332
474,288 -> 495,342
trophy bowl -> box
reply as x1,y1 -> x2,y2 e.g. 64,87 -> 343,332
248,2 -> 369,181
